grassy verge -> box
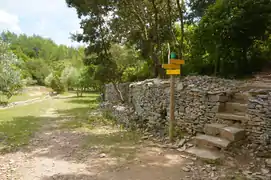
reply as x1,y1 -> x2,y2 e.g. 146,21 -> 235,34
0,92 -> 141,160
0,99 -> 53,152
9,93 -> 46,103
56,94 -> 141,160
0,93 -> 100,153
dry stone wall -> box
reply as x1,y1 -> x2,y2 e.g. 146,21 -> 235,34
104,83 -> 130,103
102,76 -> 271,153
103,76 -> 241,134
247,89 -> 271,155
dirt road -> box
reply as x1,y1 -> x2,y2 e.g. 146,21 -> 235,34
0,95 -> 269,180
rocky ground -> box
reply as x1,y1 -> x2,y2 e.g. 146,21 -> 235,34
0,96 -> 270,180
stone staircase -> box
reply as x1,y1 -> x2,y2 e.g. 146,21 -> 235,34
184,92 -> 249,162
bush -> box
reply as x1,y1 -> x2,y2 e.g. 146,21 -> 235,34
25,59 -> 50,85
45,72 -> 65,93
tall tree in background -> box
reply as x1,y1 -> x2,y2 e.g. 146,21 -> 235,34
0,40 -> 23,102
190,0 -> 271,77
66,0 -> 181,78
187,0 -> 216,22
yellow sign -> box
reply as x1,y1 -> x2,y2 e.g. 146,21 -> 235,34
166,69 -> 181,75
162,64 -> 180,69
170,59 -> 185,65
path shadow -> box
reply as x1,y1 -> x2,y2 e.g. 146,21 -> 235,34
0,115 -> 58,154
62,94 -> 99,99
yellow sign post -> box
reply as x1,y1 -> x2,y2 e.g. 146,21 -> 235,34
162,54 -> 185,142
162,59 -> 184,75
166,69 -> 181,75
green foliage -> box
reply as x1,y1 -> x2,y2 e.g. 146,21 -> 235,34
0,40 -> 23,102
190,0 -> 271,77
60,66 -> 78,91
187,0 -> 216,21
25,59 -> 51,85
0,0 -> 270,96
1,31 -> 85,86
45,71 -> 65,93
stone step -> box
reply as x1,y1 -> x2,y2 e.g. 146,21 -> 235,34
204,124 -> 245,142
231,93 -> 249,104
224,102 -> 247,113
185,147 -> 223,162
204,124 -> 227,136
217,113 -> 249,123
220,126 -> 246,141
193,134 -> 230,149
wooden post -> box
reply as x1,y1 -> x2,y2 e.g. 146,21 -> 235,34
164,45 -> 184,142
169,74 -> 175,142
167,43 -> 174,142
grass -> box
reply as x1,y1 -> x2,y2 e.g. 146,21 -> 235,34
55,94 -> 141,160
0,99 -> 53,152
0,92 -> 47,104
0,92 -> 141,160
9,93 -> 46,103
0,93 -> 99,153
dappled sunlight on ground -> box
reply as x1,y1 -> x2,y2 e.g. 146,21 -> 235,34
0,93 -> 265,180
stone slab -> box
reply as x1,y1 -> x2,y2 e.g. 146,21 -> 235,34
185,147 -> 223,161
194,134 -> 230,149
204,124 -> 227,136
217,113 -> 249,123
225,102 -> 247,113
232,93 -> 249,103
220,126 -> 245,141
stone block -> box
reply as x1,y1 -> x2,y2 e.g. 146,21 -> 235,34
218,95 -> 228,102
208,95 -> 219,102
204,124 -> 227,136
220,126 -> 245,141
193,134 -> 230,149
225,102 -> 247,113
185,147 -> 223,162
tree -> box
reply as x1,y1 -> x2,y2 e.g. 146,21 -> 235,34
190,0 -> 271,77
66,0 -> 182,78
60,66 -> 78,91
0,40 -> 23,103
1,30 -> 86,86
187,0 -> 216,21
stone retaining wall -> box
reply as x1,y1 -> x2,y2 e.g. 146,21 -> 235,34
104,83 -> 130,103
247,90 -> 271,155
103,76 -> 271,154
103,76 -> 241,134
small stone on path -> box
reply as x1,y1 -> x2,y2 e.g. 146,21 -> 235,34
99,153 -> 106,158
182,167 -> 190,172
261,168 -> 269,174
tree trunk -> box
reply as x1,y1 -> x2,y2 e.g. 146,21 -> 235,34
113,83 -> 125,103
76,88 -> 79,97
176,0 -> 185,58
80,87 -> 83,97
152,52 -> 161,78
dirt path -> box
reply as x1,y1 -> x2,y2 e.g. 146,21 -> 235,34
0,97 -> 269,180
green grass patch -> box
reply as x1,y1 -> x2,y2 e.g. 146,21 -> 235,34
9,93 -> 43,103
0,93 -> 99,153
56,93 -> 100,130
0,100 -> 52,153
56,93 -> 141,160
0,91 -> 141,161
